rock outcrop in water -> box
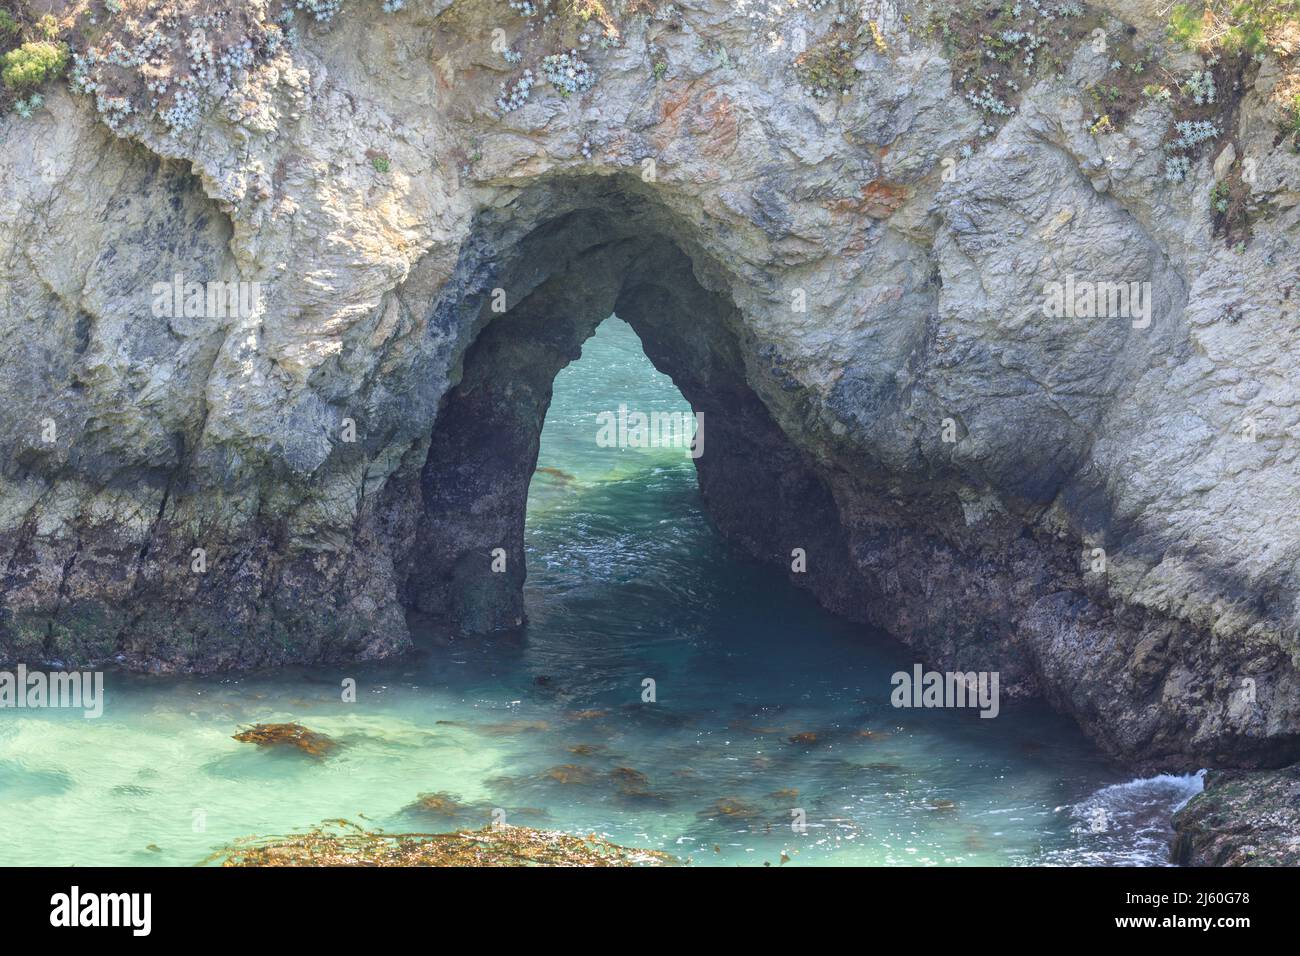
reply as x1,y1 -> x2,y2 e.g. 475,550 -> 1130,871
1172,766 -> 1300,865
2,0 -> 1299,793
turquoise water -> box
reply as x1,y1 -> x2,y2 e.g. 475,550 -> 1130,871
0,318 -> 1200,866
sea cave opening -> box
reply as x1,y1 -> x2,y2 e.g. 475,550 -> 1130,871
393,306 -> 1184,867
399,175 -> 853,638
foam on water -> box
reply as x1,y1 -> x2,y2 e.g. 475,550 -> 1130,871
1041,772 -> 1206,866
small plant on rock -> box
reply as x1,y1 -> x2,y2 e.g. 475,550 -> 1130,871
1285,93 -> 1300,150
1,40 -> 70,93
1169,1 -> 1300,55
795,24 -> 862,98
541,50 -> 594,96
14,92 -> 43,118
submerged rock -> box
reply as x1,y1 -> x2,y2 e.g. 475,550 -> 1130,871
232,723 -> 338,759
406,792 -> 469,819
540,764 -> 598,787
476,720 -> 550,736
609,766 -> 650,791
702,797 -> 762,821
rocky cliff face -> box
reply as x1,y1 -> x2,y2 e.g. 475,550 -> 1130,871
2,0 -> 1299,778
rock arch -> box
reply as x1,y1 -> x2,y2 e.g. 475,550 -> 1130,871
394,175 -> 855,635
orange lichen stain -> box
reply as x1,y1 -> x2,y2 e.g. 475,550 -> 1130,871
827,180 -> 913,220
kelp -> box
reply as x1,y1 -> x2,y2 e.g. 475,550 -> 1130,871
406,791 -> 469,817
232,722 -> 338,758
703,797 -> 761,820
212,820 -> 675,867
608,766 -> 649,791
541,763 -> 597,785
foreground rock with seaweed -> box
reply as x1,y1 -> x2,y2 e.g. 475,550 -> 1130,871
214,820 -> 675,866
2,0 -> 1300,855
1172,765 -> 1300,865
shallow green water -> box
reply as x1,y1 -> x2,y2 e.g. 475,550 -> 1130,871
0,318 -> 1200,866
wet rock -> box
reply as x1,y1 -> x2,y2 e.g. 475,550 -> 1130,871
1171,766 -> 1300,866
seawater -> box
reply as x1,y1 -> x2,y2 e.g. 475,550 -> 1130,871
0,318 -> 1201,866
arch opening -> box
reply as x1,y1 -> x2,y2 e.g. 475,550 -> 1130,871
397,176 -> 854,635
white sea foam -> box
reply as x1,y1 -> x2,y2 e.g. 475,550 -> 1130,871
1042,771 -> 1206,866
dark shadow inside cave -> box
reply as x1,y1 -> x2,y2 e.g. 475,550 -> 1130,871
399,176 -> 857,635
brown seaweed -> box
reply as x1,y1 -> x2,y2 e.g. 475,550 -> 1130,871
232,723 -> 338,759
407,791 -> 468,817
541,764 -> 597,786
212,820 -> 675,867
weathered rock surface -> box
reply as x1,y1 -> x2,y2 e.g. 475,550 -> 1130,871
1,1 -> 1299,779
1172,766 -> 1300,865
